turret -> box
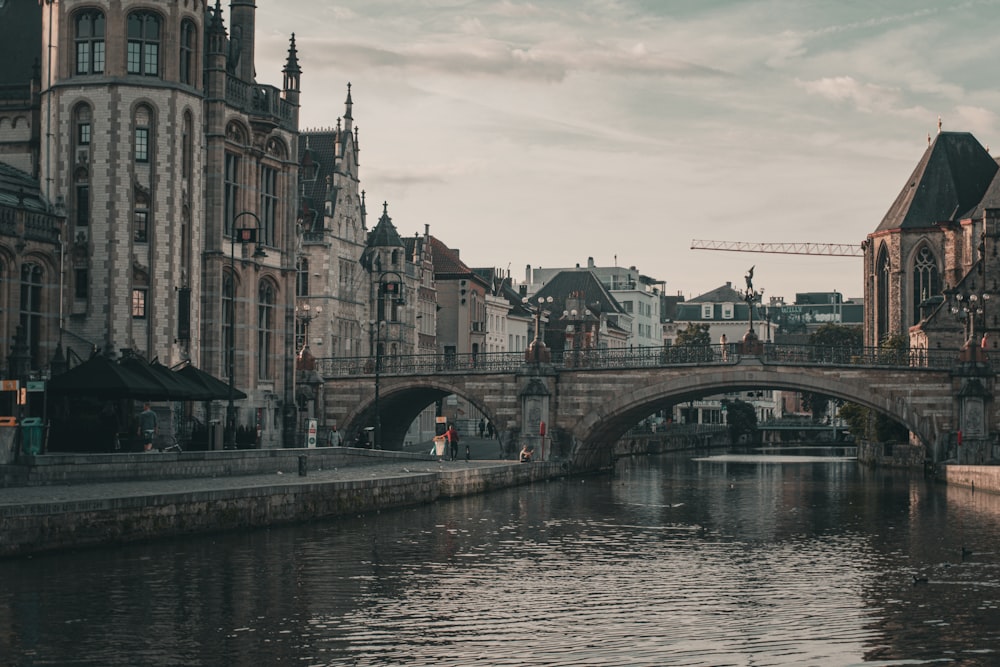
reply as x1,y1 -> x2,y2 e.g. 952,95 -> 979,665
229,0 -> 256,82
282,33 -> 301,103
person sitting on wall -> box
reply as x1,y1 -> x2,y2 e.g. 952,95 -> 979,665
519,445 -> 533,463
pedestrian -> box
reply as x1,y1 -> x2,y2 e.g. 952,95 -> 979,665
327,426 -> 342,447
478,418 -> 486,438
487,420 -> 494,439
137,402 -> 157,452
447,423 -> 459,461
519,444 -> 533,463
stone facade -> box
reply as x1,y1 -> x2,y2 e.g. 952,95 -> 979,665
0,1 -> 302,445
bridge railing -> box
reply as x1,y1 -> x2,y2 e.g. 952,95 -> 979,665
761,344 -> 956,369
315,343 -> 961,378
315,344 -> 739,378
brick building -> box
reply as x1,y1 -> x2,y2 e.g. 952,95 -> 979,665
864,127 -> 1000,355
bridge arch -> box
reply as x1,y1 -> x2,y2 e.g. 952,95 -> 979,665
336,375 -> 516,449
567,365 -> 950,468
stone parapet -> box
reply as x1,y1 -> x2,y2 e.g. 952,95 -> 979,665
2,447 -> 429,487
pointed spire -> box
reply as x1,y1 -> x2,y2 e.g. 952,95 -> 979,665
344,82 -> 353,120
283,33 -> 301,75
210,0 -> 226,33
282,33 -> 301,94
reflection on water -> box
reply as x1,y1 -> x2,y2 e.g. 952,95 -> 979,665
2,451 -> 1000,666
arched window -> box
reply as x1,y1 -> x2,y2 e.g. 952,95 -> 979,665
127,12 -> 160,76
258,282 -> 274,380
179,19 -> 196,85
20,263 -> 43,364
876,245 -> 890,341
181,111 -> 193,181
912,244 -> 941,325
222,273 -> 234,379
133,105 -> 152,164
260,165 -> 277,247
296,257 -> 309,297
75,10 -> 105,75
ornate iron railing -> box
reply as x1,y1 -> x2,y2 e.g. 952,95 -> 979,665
760,344 -> 956,369
316,342 -> 962,379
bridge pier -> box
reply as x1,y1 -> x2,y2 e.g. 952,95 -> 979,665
517,365 -> 556,462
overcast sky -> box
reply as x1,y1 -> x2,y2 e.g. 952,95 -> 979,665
252,0 -> 1000,301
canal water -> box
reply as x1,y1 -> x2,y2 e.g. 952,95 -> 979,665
3,448 -> 1000,666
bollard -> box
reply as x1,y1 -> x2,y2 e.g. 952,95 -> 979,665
298,455 -> 307,477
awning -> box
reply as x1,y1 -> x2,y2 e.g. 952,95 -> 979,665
176,364 -> 248,400
48,355 -> 166,400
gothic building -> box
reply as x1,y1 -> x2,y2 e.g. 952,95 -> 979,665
1,1 -> 302,445
864,127 -> 1000,356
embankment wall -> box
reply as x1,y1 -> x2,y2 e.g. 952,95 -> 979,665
0,461 -> 563,558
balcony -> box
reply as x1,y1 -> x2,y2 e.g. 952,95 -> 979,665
471,321 -> 487,334
225,76 -> 296,132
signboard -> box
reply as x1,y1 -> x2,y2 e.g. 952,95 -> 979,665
306,418 -> 317,448
0,380 -> 18,392
26,381 -> 45,393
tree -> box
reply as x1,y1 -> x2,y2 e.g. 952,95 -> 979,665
837,334 -> 909,443
810,323 -> 862,349
723,398 -> 757,444
804,324 -> 862,419
676,323 -> 711,347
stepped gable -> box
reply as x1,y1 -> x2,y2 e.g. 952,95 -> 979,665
876,131 -> 998,232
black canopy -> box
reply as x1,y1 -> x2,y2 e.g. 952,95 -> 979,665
48,355 -> 165,399
176,364 -> 247,400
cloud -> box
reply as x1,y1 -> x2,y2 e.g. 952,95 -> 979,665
796,76 -> 929,120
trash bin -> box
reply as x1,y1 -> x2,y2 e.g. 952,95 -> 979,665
21,417 -> 43,456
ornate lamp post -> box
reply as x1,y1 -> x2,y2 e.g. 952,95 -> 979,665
524,296 -> 554,363
227,211 -> 267,450
947,286 -> 990,351
737,266 -> 764,353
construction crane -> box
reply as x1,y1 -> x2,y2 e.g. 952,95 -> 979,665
690,239 -> 863,257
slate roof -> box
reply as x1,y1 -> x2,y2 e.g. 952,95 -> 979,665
876,132 -> 998,232
365,202 -> 404,249
0,163 -> 50,213
532,269 -> 626,320
688,282 -> 743,303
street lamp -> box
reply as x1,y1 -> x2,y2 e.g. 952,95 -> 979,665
294,303 -> 322,351
524,295 -> 554,363
227,211 -> 267,450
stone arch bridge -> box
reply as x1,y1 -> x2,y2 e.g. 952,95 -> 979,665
316,345 -> 993,470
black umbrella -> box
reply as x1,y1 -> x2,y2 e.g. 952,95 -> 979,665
48,355 -> 165,399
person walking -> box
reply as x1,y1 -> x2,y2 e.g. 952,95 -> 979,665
326,426 -> 342,447
478,418 -> 486,438
487,420 -> 494,439
137,403 -> 157,452
447,423 -> 459,461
